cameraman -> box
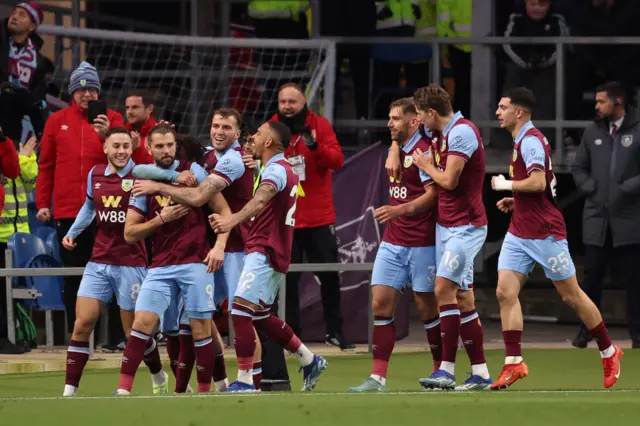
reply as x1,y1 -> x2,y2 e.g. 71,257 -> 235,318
0,2 -> 48,141
269,82 -> 354,350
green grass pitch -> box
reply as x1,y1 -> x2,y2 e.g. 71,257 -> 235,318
0,349 -> 638,426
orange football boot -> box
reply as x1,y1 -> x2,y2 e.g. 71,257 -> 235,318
490,362 -> 529,390
603,345 -> 623,389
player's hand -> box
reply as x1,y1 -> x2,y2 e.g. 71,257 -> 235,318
177,170 -> 197,187
19,136 -> 37,157
204,246 -> 225,273
130,131 -> 141,151
496,197 -> 515,213
159,204 -> 190,223
158,120 -> 176,129
62,236 -> 77,250
132,179 -> 161,196
385,143 -> 402,180
492,174 -> 514,191
209,213 -> 235,234
242,152 -> 258,170
93,114 -> 110,138
374,205 -> 401,224
36,207 -> 51,222
412,147 -> 433,170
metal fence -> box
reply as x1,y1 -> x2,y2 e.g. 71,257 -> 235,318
0,258 -> 376,353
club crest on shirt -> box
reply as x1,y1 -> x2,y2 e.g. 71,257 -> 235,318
121,179 -> 133,192
404,156 -> 413,168
441,138 -> 447,152
512,149 -> 518,162
621,134 -> 633,148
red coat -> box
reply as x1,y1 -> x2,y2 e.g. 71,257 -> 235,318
125,116 -> 156,165
270,110 -> 344,229
0,137 -> 19,214
36,101 -> 124,220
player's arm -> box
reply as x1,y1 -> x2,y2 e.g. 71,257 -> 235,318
208,192 -> 232,250
160,174 -> 227,207
124,194 -> 164,244
403,182 -> 438,216
493,136 -> 547,193
63,169 -> 97,246
210,163 -> 285,234
231,183 -> 276,226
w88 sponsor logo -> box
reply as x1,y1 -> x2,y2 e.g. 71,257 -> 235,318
389,186 -> 408,200
98,210 -> 126,223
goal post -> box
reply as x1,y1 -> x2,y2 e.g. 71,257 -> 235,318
37,25 -> 337,140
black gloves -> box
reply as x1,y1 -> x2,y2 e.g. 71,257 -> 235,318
301,126 -> 317,151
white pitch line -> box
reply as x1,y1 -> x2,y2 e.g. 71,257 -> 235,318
1,389 -> 639,402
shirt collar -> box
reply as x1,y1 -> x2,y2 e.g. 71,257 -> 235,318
168,160 -> 180,171
402,129 -> 423,153
105,159 -> 135,177
216,140 -> 241,159
442,111 -> 463,137
266,152 -> 285,166
514,121 -> 535,144
611,115 -> 624,130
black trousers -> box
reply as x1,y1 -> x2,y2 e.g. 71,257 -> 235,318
580,229 -> 640,341
285,225 -> 343,337
448,47 -> 471,117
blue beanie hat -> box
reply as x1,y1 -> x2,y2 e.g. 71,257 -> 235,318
68,61 -> 101,94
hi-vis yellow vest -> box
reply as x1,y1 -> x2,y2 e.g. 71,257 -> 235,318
248,1 -> 310,22
437,0 -> 472,52
415,0 -> 437,38
0,153 -> 37,243
375,0 -> 419,30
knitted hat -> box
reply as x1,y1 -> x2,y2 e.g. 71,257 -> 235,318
15,2 -> 43,28
68,61 -> 101,94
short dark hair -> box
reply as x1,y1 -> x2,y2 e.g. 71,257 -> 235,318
148,123 -> 176,144
389,97 -> 417,115
175,133 -> 206,164
213,108 -> 242,129
413,84 -> 452,116
502,87 -> 536,113
278,82 -> 306,96
104,127 -> 131,140
596,81 -> 625,103
267,121 -> 292,150
126,89 -> 155,107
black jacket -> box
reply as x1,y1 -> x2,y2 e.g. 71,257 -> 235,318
0,18 -> 48,141
572,116 -> 640,247
503,10 -> 570,69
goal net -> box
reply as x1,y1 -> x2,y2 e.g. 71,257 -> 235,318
37,25 -> 337,141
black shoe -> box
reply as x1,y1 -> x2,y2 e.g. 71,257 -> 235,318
572,327 -> 592,349
0,338 -> 27,354
325,332 -> 355,351
154,332 -> 167,346
101,341 -> 126,353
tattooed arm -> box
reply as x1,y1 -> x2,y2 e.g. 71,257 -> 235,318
210,183 -> 277,234
155,174 -> 228,207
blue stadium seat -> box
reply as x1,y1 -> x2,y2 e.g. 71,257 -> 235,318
34,226 -> 56,244
24,254 -> 65,311
7,232 -> 47,271
45,231 -> 62,264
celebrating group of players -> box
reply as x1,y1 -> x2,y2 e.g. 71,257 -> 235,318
60,82 -> 623,397
349,84 -> 623,392
61,108 -> 327,396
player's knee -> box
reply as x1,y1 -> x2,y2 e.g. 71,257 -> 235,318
495,284 -> 518,305
132,310 -> 159,333
371,296 -> 394,317
414,292 -> 438,320
457,290 -> 475,312
72,315 -> 97,339
188,318 -> 212,340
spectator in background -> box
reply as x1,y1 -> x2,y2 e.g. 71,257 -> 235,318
320,0 -> 376,121
270,83 -> 354,350
0,127 -> 20,354
0,2 -> 48,142
35,61 -> 124,341
124,90 -> 155,165
571,82 -> 640,349
501,0 -> 569,148
247,1 -> 310,115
